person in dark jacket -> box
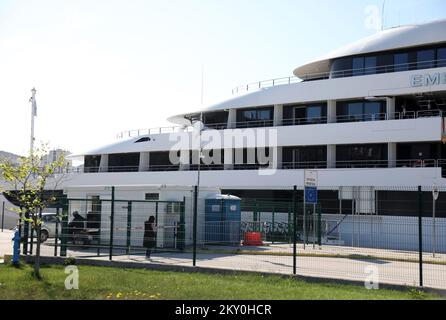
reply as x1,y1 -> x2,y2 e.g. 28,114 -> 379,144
143,216 -> 156,259
67,211 -> 86,241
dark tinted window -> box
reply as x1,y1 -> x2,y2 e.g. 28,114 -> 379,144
282,146 -> 327,168
145,193 -> 159,201
108,153 -> 140,172
239,109 -> 273,121
394,53 -> 409,71
329,45 -> 446,79
84,155 -> 101,173
257,109 -> 271,120
288,104 -> 327,125
337,144 -> 387,163
338,101 -> 385,122
364,56 -> 377,74
364,102 -> 382,115
307,106 -> 322,120
135,137 -> 150,143
417,49 -> 435,69
438,48 -> 446,67
150,151 -> 178,169
377,54 -> 393,73
330,57 -> 352,77
242,110 -> 257,121
293,146 -> 327,163
236,107 -> 273,127
347,102 -> 363,121
352,57 -> 364,76
203,111 -> 228,128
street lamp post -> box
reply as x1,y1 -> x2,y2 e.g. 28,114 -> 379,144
194,113 -> 205,193
29,87 -> 37,155
192,113 -> 204,266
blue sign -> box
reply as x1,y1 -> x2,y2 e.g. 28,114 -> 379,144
305,187 -> 318,204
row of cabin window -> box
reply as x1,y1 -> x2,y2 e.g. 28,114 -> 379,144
84,142 -> 446,170
330,46 -> 446,78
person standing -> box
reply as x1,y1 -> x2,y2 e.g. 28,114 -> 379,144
143,216 -> 156,260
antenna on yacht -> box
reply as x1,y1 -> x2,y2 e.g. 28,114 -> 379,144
381,0 -> 386,30
200,64 -> 205,106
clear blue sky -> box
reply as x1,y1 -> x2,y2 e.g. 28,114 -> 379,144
0,0 -> 445,156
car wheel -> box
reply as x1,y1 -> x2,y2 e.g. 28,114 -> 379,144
40,230 -> 49,243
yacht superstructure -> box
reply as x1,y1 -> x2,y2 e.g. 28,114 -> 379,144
67,20 -> 446,200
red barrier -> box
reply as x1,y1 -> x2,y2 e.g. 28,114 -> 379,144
243,232 -> 263,246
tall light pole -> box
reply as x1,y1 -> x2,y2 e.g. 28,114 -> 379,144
195,113 -> 204,192
191,113 -> 204,267
29,87 -> 37,155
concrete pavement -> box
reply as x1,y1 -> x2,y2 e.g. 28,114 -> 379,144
2,231 -> 445,290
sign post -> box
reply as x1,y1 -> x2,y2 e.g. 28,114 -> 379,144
432,186 -> 439,258
304,170 -> 318,250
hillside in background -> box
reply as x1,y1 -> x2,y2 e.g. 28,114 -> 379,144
0,151 -> 21,163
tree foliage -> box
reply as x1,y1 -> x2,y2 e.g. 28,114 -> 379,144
0,145 -> 69,278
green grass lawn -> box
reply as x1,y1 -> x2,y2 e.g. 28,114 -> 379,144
0,263 -> 442,300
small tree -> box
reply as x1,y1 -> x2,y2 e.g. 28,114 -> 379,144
0,145 -> 68,279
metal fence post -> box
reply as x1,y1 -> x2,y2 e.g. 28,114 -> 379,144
312,203 -> 316,249
1,201 -> 4,232
23,211 -> 29,255
418,186 -> 423,288
126,201 -> 132,255
109,186 -> 115,261
29,224 -> 34,255
193,186 -> 198,266
60,198 -> 69,257
318,204 -> 322,247
293,185 -> 297,275
97,199 -> 102,257
178,197 -> 186,251
287,205 -> 292,243
54,207 -> 59,256
272,210 -> 275,244
155,202 -> 159,227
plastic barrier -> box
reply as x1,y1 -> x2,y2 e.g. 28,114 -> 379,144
243,232 -> 263,246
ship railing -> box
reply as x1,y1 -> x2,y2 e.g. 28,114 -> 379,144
232,119 -> 275,128
66,159 -> 441,174
416,109 -> 443,118
116,125 -> 194,139
232,76 -> 302,95
282,161 -> 328,169
283,159 -> 437,170
336,113 -> 388,123
281,110 -> 442,125
282,117 -> 327,126
204,120 -> 275,129
232,57 -> 446,94
117,110 -> 443,139
335,159 -> 437,169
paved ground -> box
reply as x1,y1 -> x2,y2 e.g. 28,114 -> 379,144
0,230 -> 12,256
1,230 -> 445,289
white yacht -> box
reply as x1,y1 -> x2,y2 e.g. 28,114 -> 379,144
68,19 -> 446,200
49,19 -> 444,247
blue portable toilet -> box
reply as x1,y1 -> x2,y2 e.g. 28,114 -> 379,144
205,194 -> 241,246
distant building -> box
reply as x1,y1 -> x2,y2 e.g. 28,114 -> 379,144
43,149 -> 72,168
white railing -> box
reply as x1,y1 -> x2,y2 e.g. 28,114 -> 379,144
232,58 -> 446,95
116,125 -> 194,139
232,76 -> 302,95
116,110 -> 443,139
